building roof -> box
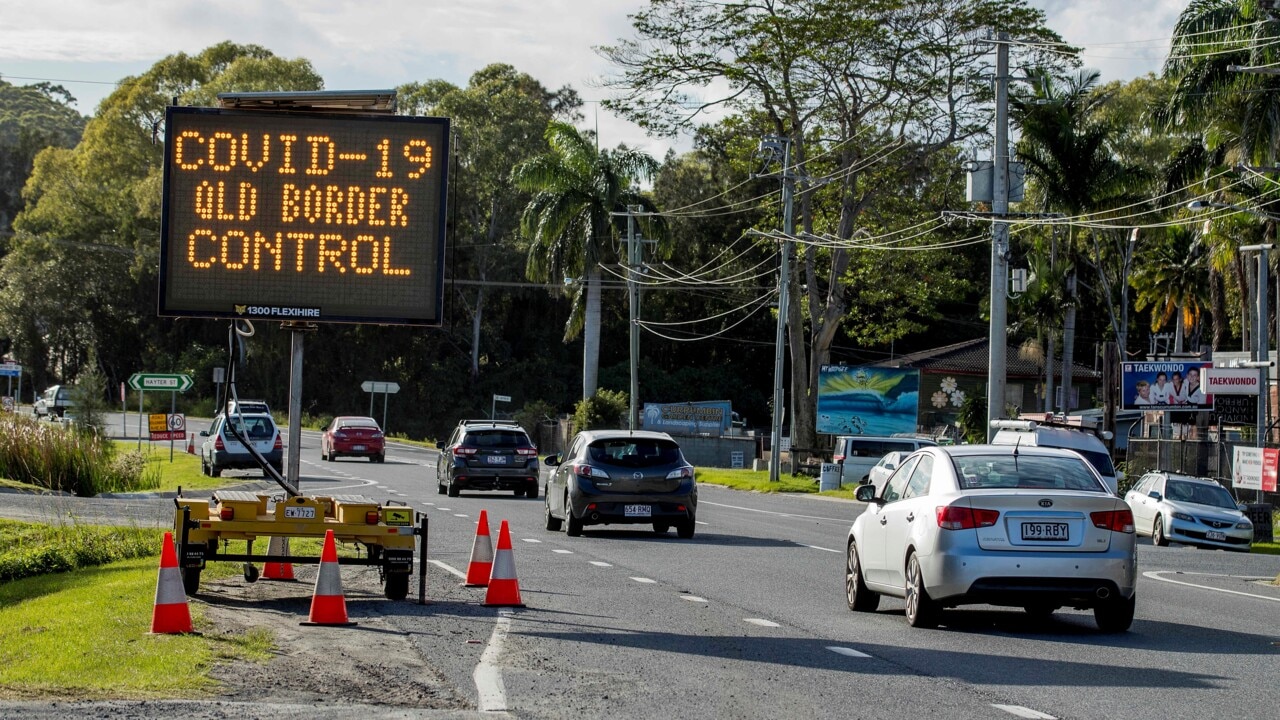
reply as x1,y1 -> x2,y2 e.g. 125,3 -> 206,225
868,337 -> 1101,381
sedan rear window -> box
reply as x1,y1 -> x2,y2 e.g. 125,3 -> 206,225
954,454 -> 1105,492
588,439 -> 682,467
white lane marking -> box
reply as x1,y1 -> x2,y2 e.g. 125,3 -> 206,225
680,595 -> 708,603
827,646 -> 871,658
552,549 -> 574,554
437,507 -> 452,512
423,502 -> 435,506
589,561 -> 612,567
1144,571 -> 1280,603
630,577 -> 656,584
744,618 -> 779,627
429,559 -> 467,580
522,538 -> 542,543
453,514 -> 469,518
992,705 -> 1056,719
474,609 -> 515,712
695,521 -> 709,526
700,500 -> 849,523
376,485 -> 389,489
801,544 -> 841,553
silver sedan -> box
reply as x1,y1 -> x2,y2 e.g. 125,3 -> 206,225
845,445 -> 1138,632
1125,471 -> 1253,552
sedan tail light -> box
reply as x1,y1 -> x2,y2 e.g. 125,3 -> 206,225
936,505 -> 999,530
1090,509 -> 1135,533
453,447 -> 478,456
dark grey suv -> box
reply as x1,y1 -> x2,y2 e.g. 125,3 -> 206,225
436,420 -> 540,498
543,430 -> 697,538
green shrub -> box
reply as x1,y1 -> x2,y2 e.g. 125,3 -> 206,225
0,414 -> 159,496
0,520 -> 162,584
572,389 -> 629,432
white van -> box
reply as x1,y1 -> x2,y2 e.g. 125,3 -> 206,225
833,435 -> 938,485
990,416 -> 1121,494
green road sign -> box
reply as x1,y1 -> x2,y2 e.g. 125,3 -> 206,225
128,373 -> 193,392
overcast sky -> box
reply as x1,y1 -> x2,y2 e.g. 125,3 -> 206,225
0,0 -> 1189,158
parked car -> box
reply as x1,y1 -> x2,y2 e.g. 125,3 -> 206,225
321,416 -> 385,462
33,385 -> 74,419
543,429 -> 698,538
199,412 -> 283,477
865,451 -> 909,493
991,416 -> 1121,494
833,435 -> 937,485
436,420 -> 539,498
845,445 -> 1137,632
1125,471 -> 1252,552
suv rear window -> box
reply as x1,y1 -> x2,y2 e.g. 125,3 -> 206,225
464,430 -> 530,447
588,439 -> 682,467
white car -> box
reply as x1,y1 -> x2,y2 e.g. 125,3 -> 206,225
1125,471 -> 1252,552
845,445 -> 1138,632
865,451 -> 909,493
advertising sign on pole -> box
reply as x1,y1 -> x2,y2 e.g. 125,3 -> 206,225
816,366 -> 920,435
1232,446 -> 1279,492
1121,361 -> 1213,411
1203,368 -> 1261,395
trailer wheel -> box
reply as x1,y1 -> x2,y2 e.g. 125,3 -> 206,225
181,566 -> 201,595
384,573 -> 409,601
243,563 -> 259,583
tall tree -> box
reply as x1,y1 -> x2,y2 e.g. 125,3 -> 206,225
599,0 -> 1066,451
1131,225 -> 1211,352
512,121 -> 661,400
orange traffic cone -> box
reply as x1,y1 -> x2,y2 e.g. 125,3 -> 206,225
464,510 -> 494,587
483,520 -> 525,608
301,529 -> 357,626
186,434 -> 195,454
151,531 -> 194,634
262,535 -> 296,581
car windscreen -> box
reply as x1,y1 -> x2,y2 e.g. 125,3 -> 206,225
1073,448 -> 1116,478
465,430 -> 529,448
1166,480 -> 1237,509
587,439 -> 682,468
953,454 -> 1106,492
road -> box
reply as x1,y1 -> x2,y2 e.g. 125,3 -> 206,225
5,417 -> 1280,719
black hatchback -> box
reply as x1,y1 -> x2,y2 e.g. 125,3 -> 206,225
436,420 -> 540,498
543,430 -> 697,538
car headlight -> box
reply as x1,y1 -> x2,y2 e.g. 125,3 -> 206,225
1236,521 -> 1253,529
1172,512 -> 1194,522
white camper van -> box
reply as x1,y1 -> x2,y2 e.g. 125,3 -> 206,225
990,414 -> 1122,494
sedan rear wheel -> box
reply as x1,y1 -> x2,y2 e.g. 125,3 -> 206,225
904,552 -> 939,628
845,541 -> 880,612
1094,592 -> 1136,633
1152,516 -> 1169,547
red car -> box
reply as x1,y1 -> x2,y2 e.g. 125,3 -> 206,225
321,416 -> 386,462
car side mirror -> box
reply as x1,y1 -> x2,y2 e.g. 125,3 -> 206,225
199,430 -> 209,437
1238,503 -> 1249,512
854,484 -> 882,504
1148,491 -> 1161,501
544,454 -> 560,466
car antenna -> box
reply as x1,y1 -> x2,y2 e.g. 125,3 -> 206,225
1013,435 -> 1021,469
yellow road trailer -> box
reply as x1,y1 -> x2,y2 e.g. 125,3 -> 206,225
173,490 -> 425,601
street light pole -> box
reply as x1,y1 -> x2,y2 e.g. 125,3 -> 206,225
766,137 -> 794,483
986,31 -> 1011,440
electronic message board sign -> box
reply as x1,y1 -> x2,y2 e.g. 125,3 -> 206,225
159,106 -> 449,325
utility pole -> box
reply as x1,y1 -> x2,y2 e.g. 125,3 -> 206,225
986,31 -> 1011,440
762,135 -> 794,483
1242,244 -> 1273,446
627,205 -> 642,431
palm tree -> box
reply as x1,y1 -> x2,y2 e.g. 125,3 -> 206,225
1131,226 -> 1211,352
1012,68 -> 1139,411
511,121 -> 660,400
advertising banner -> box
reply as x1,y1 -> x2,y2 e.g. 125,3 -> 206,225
816,366 -> 920,436
641,401 -> 732,436
1203,368 -> 1261,395
1232,446 -> 1279,492
1121,361 -> 1213,411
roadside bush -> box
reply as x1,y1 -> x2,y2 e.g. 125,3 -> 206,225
572,389 -> 629,432
0,520 -> 161,583
0,413 -> 160,495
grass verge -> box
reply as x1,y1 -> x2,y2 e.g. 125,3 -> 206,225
697,467 -> 858,499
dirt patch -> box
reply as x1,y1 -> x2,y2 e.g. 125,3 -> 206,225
196,566 -> 467,711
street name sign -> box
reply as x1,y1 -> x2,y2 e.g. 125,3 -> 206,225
0,363 -> 20,377
362,381 -> 400,394
129,373 -> 193,392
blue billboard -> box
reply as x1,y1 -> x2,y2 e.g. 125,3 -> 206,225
1121,361 -> 1213,411
641,401 -> 733,436
817,366 -> 920,436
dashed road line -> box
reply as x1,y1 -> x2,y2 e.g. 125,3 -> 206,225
680,595 -> 708,603
436,507 -> 452,512
992,705 -> 1055,719
695,520 -> 709,526
589,561 -> 612,567
522,538 -> 542,543
552,549 -> 574,554
744,618 -> 779,627
453,514 -> 468,518
827,646 -> 871,658
801,544 -> 841,553
699,499 -> 848,523
630,577 -> 656,583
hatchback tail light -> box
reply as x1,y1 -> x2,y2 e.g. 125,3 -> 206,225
453,447 -> 478,456
573,464 -> 610,479
214,436 -> 225,451
273,433 -> 283,450
516,447 -> 538,456
666,466 -> 694,480
1090,509 -> 1135,533
936,505 -> 1000,530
